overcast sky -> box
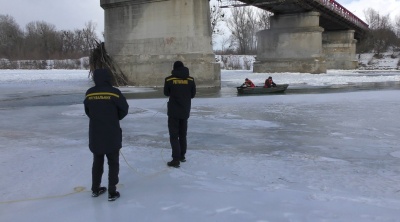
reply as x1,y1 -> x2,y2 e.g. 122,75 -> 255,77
0,0 -> 104,37
0,0 -> 399,39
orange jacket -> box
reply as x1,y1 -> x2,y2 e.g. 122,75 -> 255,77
245,80 -> 255,87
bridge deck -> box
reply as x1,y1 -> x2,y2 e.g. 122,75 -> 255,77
219,0 -> 369,39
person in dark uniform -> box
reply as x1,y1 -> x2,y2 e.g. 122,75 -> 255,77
84,68 -> 129,201
164,61 -> 196,168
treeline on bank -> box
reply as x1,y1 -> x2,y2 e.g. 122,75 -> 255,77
0,14 -> 99,62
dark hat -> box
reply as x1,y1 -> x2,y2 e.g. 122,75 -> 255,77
173,61 -> 184,70
268,76 -> 272,79
245,78 -> 249,80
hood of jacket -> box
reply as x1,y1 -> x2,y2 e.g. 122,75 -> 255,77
171,66 -> 189,78
93,69 -> 112,86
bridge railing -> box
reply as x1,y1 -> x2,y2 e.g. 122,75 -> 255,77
317,0 -> 369,29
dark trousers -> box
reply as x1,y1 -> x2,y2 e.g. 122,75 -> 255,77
91,151 -> 119,193
168,117 -> 188,160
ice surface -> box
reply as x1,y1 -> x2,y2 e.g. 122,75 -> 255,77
1,69 -> 400,222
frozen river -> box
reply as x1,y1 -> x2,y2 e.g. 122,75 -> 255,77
1,69 -> 400,106
1,69 -> 399,157
1,69 -> 400,221
1,69 -> 399,156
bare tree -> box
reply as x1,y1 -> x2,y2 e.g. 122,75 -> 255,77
244,7 -> 257,54
81,21 -> 99,55
364,8 -> 392,30
0,15 -> 24,59
58,21 -> 99,59
220,36 -> 233,53
227,7 -> 253,54
61,30 -> 77,56
362,8 -> 397,55
395,15 -> 400,37
256,10 -> 272,30
24,21 -> 62,59
226,6 -> 269,54
395,15 -> 400,51
210,2 -> 225,37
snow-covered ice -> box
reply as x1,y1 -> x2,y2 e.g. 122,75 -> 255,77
1,69 -> 400,222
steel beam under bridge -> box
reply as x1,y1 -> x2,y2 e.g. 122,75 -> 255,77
219,0 -> 369,39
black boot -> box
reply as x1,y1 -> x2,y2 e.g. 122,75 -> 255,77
92,187 -> 107,197
108,191 -> 120,201
167,159 -> 180,168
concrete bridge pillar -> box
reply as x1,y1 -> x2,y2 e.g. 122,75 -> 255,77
254,11 -> 326,74
322,30 -> 358,69
100,0 -> 220,88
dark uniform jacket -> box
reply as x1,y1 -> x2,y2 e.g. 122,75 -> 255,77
84,69 -> 129,155
164,66 -> 196,119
